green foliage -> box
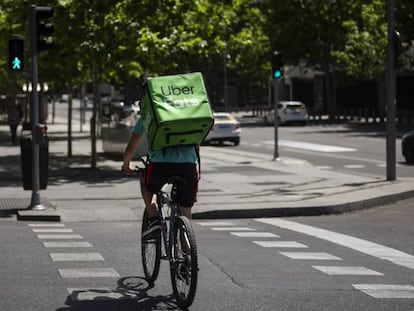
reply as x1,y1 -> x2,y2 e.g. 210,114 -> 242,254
332,1 -> 387,80
0,0 -> 413,98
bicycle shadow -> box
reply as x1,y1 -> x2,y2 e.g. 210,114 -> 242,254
56,276 -> 182,311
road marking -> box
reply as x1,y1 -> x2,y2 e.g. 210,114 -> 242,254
231,232 -> 279,238
32,228 -> 74,233
316,166 -> 332,170
264,140 -> 357,152
253,241 -> 308,248
43,242 -> 93,248
279,252 -> 341,260
255,218 -> 414,270
353,284 -> 414,298
212,227 -> 254,231
343,164 -> 366,169
196,221 -> 235,226
28,224 -> 66,227
37,234 -> 83,240
68,288 -> 137,301
313,266 -> 383,275
59,268 -> 120,278
50,253 -> 104,261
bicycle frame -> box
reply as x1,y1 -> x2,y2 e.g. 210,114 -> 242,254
140,170 -> 198,308
157,182 -> 179,264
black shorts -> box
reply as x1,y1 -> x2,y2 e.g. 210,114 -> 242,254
142,162 -> 199,208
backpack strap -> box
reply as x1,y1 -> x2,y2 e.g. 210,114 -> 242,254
195,144 -> 201,180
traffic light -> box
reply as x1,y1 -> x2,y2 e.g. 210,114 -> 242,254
272,50 -> 283,79
35,6 -> 54,52
8,35 -> 24,72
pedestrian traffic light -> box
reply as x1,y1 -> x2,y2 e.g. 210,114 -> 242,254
8,35 -> 24,72
272,51 -> 283,79
35,6 -> 54,52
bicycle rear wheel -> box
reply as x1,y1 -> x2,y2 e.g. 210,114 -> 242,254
170,216 -> 198,308
141,209 -> 161,284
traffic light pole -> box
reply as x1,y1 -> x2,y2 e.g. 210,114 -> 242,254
273,79 -> 280,161
386,0 -> 396,181
29,5 -> 46,210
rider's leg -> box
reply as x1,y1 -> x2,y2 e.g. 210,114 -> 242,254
179,205 -> 192,220
140,178 -> 158,218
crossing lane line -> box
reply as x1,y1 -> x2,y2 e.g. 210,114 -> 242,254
256,218 -> 414,270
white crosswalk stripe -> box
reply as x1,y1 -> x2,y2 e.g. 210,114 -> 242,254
32,228 -> 74,233
212,227 -> 254,231
253,241 -> 308,248
231,232 -> 279,238
43,241 -> 93,248
28,223 -> 66,227
59,268 -> 120,278
196,221 -> 235,226
313,266 -> 383,275
353,284 -> 414,298
50,253 -> 105,261
279,252 -> 341,260
37,234 -> 83,239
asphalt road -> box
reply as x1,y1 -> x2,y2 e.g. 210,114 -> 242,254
236,123 -> 414,178
1,198 -> 413,310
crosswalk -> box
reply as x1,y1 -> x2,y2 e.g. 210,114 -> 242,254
196,220 -> 414,299
27,223 -> 128,302
246,140 -> 400,171
26,220 -> 414,302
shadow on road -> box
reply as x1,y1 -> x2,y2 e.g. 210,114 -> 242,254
56,276 -> 180,311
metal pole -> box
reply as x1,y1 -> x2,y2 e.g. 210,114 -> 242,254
386,0 -> 396,181
273,79 -> 280,160
29,5 -> 46,210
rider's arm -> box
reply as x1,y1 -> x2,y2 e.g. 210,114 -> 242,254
122,132 -> 142,172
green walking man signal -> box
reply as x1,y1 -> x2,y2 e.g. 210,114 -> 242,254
12,57 -> 22,70
8,35 -> 24,72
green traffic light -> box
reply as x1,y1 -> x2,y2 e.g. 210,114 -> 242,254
12,57 -> 22,70
273,70 -> 282,79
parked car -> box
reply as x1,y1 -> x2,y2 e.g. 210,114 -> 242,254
264,101 -> 308,125
402,130 -> 414,164
204,112 -> 241,146
102,98 -> 139,120
59,94 -> 69,103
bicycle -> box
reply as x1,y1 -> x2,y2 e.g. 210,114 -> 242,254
136,164 -> 199,309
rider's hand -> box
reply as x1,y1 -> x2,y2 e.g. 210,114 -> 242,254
121,163 -> 134,173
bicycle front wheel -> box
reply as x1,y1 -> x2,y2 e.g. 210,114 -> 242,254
141,209 -> 161,284
170,216 -> 198,309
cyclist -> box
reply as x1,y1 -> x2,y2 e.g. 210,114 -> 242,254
122,116 -> 199,238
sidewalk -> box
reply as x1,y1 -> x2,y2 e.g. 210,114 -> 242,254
1,113 -> 414,222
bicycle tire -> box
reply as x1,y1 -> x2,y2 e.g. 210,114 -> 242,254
141,209 -> 161,284
170,216 -> 198,308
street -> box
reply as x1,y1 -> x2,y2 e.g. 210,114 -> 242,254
1,102 -> 413,310
0,198 -> 413,310
236,122 -> 414,178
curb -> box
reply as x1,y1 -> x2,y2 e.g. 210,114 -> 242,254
17,208 -> 61,222
192,189 -> 414,219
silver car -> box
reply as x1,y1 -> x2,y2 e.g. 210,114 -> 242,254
264,101 -> 308,125
204,112 -> 241,146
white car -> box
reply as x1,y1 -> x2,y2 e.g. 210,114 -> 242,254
264,101 -> 308,125
204,112 -> 241,146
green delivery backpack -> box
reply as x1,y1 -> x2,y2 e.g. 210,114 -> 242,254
140,72 -> 214,151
